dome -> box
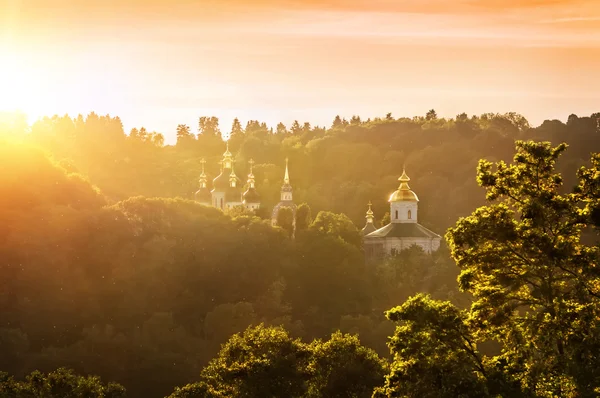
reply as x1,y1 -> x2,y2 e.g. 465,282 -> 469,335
389,189 -> 419,202
195,187 -> 211,203
243,187 -> 261,203
388,170 -> 419,202
212,172 -> 229,192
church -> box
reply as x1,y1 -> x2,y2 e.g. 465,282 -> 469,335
362,170 -> 441,261
271,158 -> 297,226
194,144 -> 295,217
195,144 -> 440,260
194,143 -> 261,211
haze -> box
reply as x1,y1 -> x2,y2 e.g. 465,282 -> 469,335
2,0 -> 600,143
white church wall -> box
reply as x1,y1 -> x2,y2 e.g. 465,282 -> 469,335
390,201 -> 418,223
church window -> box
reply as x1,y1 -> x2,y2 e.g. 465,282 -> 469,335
395,210 -> 398,219
408,210 -> 412,219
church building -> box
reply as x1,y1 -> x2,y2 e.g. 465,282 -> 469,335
194,143 -> 261,211
272,158 -> 296,226
363,170 -> 441,261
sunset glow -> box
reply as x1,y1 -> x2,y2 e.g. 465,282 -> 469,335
2,0 -> 600,141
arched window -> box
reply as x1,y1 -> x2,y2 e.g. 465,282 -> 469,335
395,210 -> 398,219
408,210 -> 412,219
220,198 -> 224,209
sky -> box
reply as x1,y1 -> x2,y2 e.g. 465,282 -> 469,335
1,0 -> 600,143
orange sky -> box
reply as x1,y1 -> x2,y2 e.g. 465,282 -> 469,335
2,0 -> 599,142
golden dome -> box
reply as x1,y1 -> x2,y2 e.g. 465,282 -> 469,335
388,170 -> 419,202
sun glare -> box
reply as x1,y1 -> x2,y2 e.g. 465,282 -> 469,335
0,51 -> 46,122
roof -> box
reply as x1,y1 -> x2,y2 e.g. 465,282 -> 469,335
243,187 -> 261,203
364,222 -> 441,239
360,223 -> 377,236
212,171 -> 229,192
212,169 -> 242,192
389,189 -> 419,202
194,187 -> 211,203
225,185 -> 242,202
389,170 -> 419,202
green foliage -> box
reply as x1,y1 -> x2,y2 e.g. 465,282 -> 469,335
5,108 -> 600,398
381,212 -> 390,226
276,206 -> 295,237
307,331 -> 386,398
295,202 -> 312,231
309,211 -> 361,248
200,325 -> 311,397
0,368 -> 126,398
170,326 -> 386,398
167,382 -> 226,398
374,295 -> 490,398
447,140 -> 600,396
380,140 -> 600,398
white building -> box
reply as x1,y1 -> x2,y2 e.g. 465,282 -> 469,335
195,143 -> 261,212
363,170 -> 441,261
272,158 -> 296,226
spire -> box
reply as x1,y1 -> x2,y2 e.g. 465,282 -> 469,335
247,159 -> 256,188
280,158 -> 293,201
200,158 -> 207,177
229,157 -> 238,187
199,158 -> 207,188
224,141 -> 232,157
222,142 -> 233,169
366,201 -> 374,224
398,168 -> 411,191
361,200 -> 377,236
284,157 -> 290,185
389,168 -> 419,203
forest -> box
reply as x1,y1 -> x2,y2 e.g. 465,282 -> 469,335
1,110 -> 600,397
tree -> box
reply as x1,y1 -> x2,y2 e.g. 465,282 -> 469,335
332,115 -> 343,129
176,124 -> 194,146
373,295 -> 493,398
198,117 -> 220,136
381,212 -> 390,226
350,115 -> 361,125
276,206 -> 295,237
151,132 -> 165,147
230,118 -> 243,140
425,109 -> 437,121
385,113 -> 393,121
445,140 -> 600,396
576,152 -> 600,228
295,203 -> 312,232
168,382 -> 225,398
290,120 -> 302,135
276,122 -> 288,135
0,368 -> 127,398
307,331 -> 386,398
201,325 -> 311,398
138,126 -> 148,141
303,122 -> 312,133
309,211 -> 361,248
129,127 -> 139,139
